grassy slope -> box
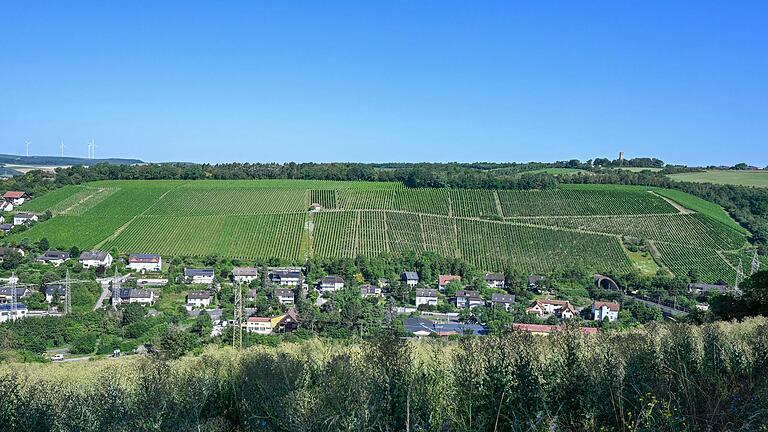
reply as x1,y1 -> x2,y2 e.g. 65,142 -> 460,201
650,187 -> 749,234
669,170 -> 768,187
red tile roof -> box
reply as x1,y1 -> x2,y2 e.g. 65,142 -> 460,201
3,191 -> 26,199
593,301 -> 620,312
438,275 -> 461,286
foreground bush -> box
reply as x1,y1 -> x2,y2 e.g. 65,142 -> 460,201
1,319 -> 767,431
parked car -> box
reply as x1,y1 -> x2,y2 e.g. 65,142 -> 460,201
51,354 -> 64,362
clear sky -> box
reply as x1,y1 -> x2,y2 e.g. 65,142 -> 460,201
1,1 -> 766,165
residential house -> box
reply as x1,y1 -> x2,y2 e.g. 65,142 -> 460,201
455,290 -> 484,309
114,289 -> 156,306
44,285 -> 67,303
0,223 -> 12,234
247,289 -> 259,301
484,272 -> 505,288
3,191 -> 29,205
184,268 -> 215,284
491,293 -> 516,311
438,275 -> 461,291
269,268 -> 303,286
37,250 -> 70,266
0,287 -> 31,303
0,303 -> 28,323
688,283 -> 729,295
127,254 -> 162,272
415,289 -> 438,307
0,201 -> 13,212
0,247 -> 24,262
186,291 -> 212,309
244,317 -> 273,335
232,267 -> 259,283
272,288 -> 295,306
78,250 -> 113,268
592,301 -> 620,322
528,275 -> 546,290
360,284 -> 382,298
401,272 -> 419,287
13,212 -> 38,226
271,308 -> 299,333
527,299 -> 577,319
320,275 -> 344,293
512,323 -> 599,335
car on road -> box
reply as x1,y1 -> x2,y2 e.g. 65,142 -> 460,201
50,354 -> 64,362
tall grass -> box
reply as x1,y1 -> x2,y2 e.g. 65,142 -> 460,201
1,319 -> 767,431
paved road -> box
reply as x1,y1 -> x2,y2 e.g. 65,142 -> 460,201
93,286 -> 111,310
628,295 -> 688,317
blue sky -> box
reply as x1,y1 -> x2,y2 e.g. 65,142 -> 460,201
1,1 -> 766,165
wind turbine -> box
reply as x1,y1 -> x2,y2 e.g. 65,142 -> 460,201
60,140 -> 65,157
24,140 -> 30,157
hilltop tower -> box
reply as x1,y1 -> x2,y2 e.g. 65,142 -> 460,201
618,151 -> 625,165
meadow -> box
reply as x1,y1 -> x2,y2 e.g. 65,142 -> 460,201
1,318 -> 767,431
669,169 -> 768,187
13,179 -> 751,282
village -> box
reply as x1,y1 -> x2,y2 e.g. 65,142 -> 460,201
0,188 -> 730,361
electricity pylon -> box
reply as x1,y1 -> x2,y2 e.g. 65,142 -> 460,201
232,282 -> 243,349
751,249 -> 760,275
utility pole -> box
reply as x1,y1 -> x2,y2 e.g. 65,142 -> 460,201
232,282 -> 243,349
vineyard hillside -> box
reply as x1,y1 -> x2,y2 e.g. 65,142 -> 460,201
10,180 -> 752,282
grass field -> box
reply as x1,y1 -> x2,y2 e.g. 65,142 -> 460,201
11,180 -> 752,283
669,170 -> 768,187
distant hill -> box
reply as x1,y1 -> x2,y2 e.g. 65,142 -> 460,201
0,154 -> 143,166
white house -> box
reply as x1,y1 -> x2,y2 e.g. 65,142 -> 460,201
244,317 -> 273,335
78,250 -> 113,268
491,293 -> 515,311
127,254 -> 162,272
0,303 -> 27,323
13,212 -> 38,226
484,272 -> 505,288
184,268 -> 215,284
270,268 -> 303,286
114,289 -> 156,306
0,287 -> 31,303
3,191 -> 29,206
320,275 -> 344,293
455,290 -> 484,309
186,291 -> 212,310
415,289 -> 438,307
592,301 -> 620,322
37,250 -> 70,266
44,285 -> 67,303
272,288 -> 295,306
527,299 -> 577,319
0,201 -> 13,212
232,267 -> 260,283
401,272 -> 419,287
